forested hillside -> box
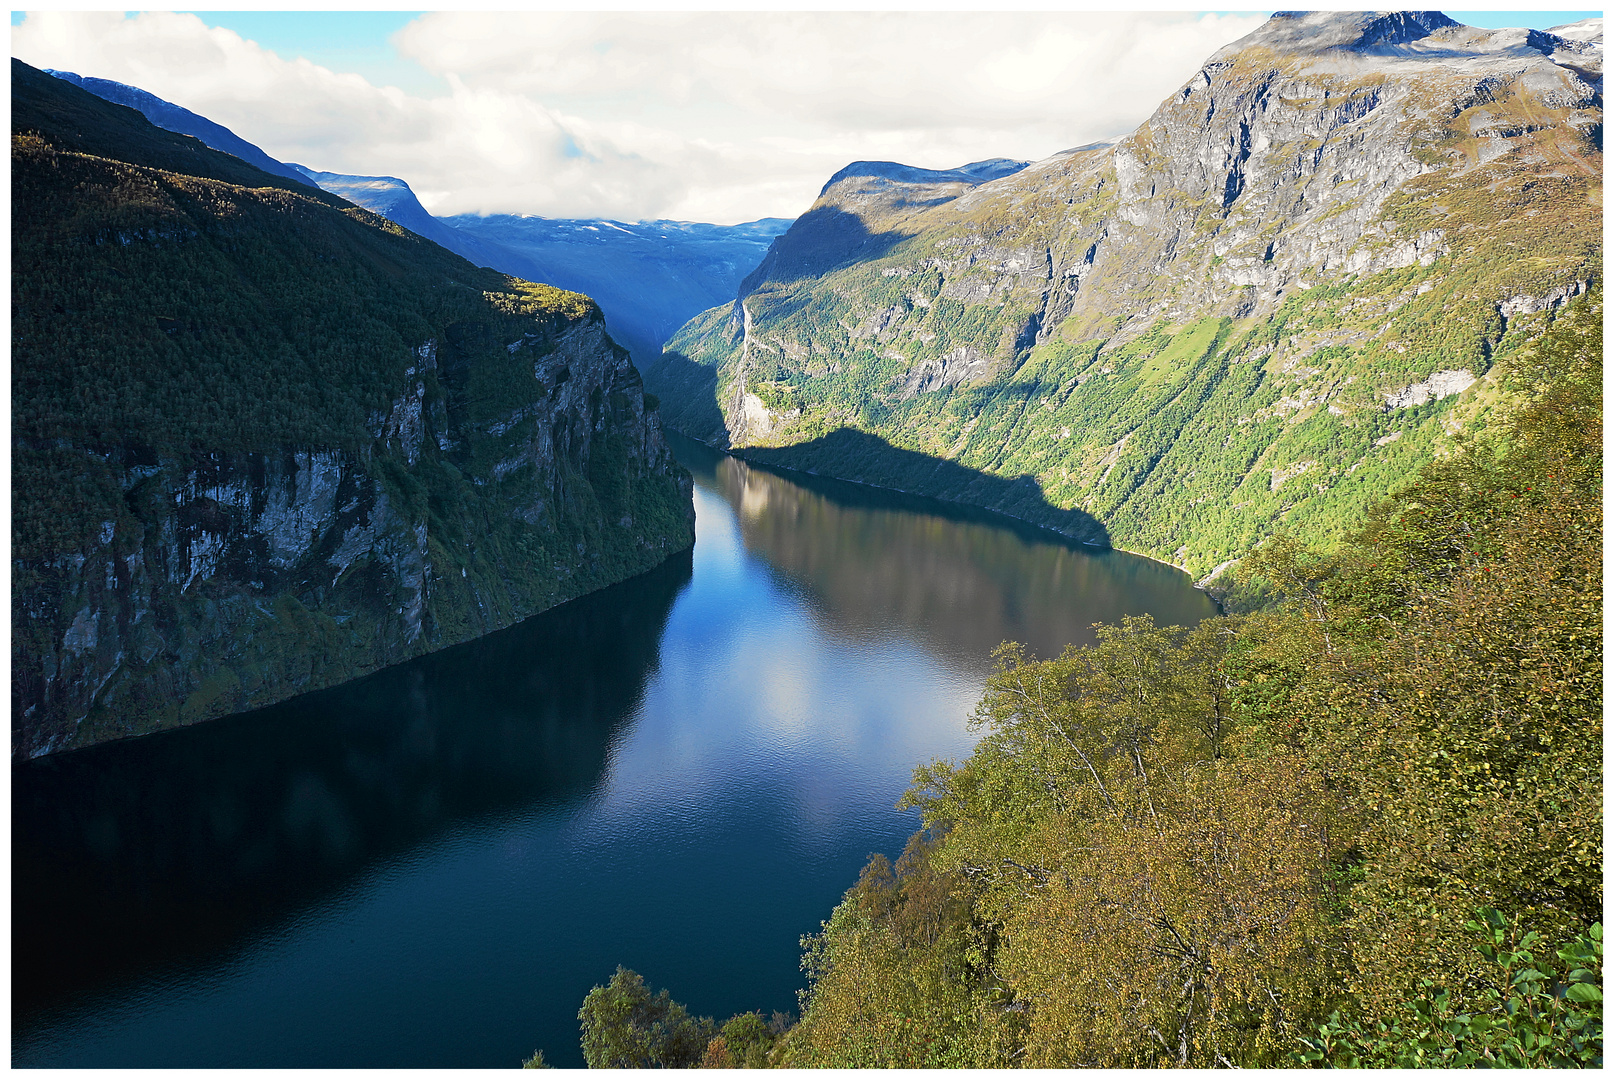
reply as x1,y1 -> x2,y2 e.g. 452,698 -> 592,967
564,286 -> 1601,1069
648,12 -> 1602,580
12,60 -> 694,756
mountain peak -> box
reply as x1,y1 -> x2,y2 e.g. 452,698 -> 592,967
290,164 -> 416,193
1219,11 -> 1460,58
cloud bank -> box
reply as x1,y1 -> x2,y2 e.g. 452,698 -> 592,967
13,10 -> 1269,224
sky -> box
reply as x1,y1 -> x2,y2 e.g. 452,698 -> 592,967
10,8 -> 1602,225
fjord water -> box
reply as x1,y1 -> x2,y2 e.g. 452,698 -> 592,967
12,435 -> 1216,1068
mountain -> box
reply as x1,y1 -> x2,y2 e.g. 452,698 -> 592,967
41,69 -> 793,373
647,11 -> 1602,578
284,163 -> 523,269
44,68 -> 314,186
821,158 -> 1030,188
442,214 -> 794,370
11,59 -> 694,758
36,71 -> 521,270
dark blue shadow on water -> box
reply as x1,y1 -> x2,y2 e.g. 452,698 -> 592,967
12,548 -> 692,1029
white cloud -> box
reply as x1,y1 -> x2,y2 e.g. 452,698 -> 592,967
12,10 -> 1269,224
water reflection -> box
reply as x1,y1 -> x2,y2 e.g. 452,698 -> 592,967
678,434 -> 1217,668
13,551 -> 690,1030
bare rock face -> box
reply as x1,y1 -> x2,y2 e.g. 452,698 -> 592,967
1026,10 -> 1603,336
649,11 -> 1601,575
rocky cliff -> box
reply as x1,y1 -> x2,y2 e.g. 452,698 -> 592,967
12,60 -> 695,758
648,11 -> 1602,575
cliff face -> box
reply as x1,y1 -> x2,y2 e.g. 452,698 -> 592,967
649,12 -> 1602,574
12,61 -> 694,757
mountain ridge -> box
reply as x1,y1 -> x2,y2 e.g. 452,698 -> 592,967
44,67 -> 315,186
821,157 -> 1030,193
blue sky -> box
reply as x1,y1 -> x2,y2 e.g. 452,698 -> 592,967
183,11 -> 449,97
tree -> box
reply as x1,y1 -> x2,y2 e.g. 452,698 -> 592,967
577,966 -> 714,1069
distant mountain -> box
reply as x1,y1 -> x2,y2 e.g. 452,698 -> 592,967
42,69 -> 793,373
443,214 -> 793,370
728,159 -> 1023,303
648,11 -> 1603,576
285,163 -> 521,270
821,158 -> 1029,191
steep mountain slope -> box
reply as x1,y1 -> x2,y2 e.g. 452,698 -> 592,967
45,67 -> 313,185
649,11 -> 1602,577
12,59 -> 694,758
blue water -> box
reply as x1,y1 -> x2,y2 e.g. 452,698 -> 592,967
12,437 -> 1216,1067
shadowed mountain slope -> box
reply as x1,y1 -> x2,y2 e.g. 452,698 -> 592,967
45,67 -> 314,185
44,69 -> 793,373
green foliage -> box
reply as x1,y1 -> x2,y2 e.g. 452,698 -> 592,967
520,1049 -> 550,1068
697,1012 -> 779,1068
783,830 -> 993,1068
1239,290 -> 1603,1017
577,966 -> 715,1069
1296,913 -> 1603,1068
761,295 -> 1602,1068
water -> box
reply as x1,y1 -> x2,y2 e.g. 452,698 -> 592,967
12,435 -> 1217,1067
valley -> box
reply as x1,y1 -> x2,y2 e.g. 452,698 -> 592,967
10,9 -> 1603,1071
